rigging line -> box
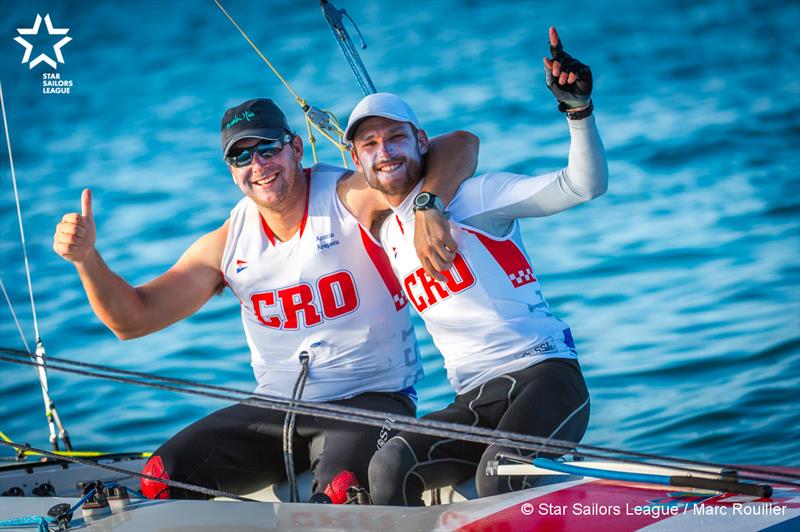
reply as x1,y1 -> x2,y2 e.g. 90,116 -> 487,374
0,352 -> 623,461
213,0 -> 304,106
8,359 -> 799,493
0,440 -> 255,502
2,350 -> 798,486
0,82 -> 69,451
0,277 -> 32,354
213,0 -> 351,162
0,345 -> 789,485
320,0 -> 377,95
3,347 -> 799,485
26,350 -> 800,484
0,82 -> 39,342
0,355 -> 730,488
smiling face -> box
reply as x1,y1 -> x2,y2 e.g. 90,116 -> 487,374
228,135 -> 305,214
350,117 -> 429,205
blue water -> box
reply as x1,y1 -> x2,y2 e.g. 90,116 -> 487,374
1,0 -> 798,466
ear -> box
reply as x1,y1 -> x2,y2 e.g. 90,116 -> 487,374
229,166 -> 237,184
291,135 -> 304,161
350,147 -> 364,173
417,129 -> 430,156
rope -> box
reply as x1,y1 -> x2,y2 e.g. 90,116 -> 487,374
320,0 -> 377,96
0,429 -> 148,459
0,82 -> 71,452
0,439 -> 255,502
0,82 -> 40,343
213,0 -> 304,105
283,352 -> 310,502
1,348 -> 798,487
0,515 -> 49,531
213,0 -> 352,165
0,277 -> 32,354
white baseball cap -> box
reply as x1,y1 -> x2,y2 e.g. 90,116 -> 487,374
344,93 -> 421,141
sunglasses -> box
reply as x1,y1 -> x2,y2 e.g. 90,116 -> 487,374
225,134 -> 293,168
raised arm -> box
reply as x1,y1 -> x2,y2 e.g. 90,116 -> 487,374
454,26 -> 607,236
455,117 -> 606,235
53,189 -> 226,339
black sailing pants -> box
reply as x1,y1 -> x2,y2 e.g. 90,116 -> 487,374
144,391 -> 415,499
368,359 -> 590,505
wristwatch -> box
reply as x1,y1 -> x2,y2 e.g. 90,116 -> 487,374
562,100 -> 594,121
412,191 -> 445,213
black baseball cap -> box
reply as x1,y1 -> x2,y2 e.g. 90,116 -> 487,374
220,98 -> 292,156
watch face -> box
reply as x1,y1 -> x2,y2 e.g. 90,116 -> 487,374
415,193 -> 431,207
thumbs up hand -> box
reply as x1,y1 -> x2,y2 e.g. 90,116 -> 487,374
53,189 -> 97,264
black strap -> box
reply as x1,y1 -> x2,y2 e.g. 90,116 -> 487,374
561,100 -> 594,120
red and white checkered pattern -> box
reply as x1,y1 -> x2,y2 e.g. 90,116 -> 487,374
509,268 -> 535,287
393,293 -> 408,310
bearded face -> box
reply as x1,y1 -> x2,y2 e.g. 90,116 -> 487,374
351,117 -> 428,202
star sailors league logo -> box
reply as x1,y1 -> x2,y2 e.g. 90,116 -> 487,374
14,14 -> 75,95
15,14 -> 72,69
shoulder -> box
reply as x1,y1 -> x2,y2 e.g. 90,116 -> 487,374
447,172 -> 524,219
451,172 -> 527,200
306,163 -> 350,203
449,172 -> 492,206
334,166 -> 358,195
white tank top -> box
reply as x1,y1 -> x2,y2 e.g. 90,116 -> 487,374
380,181 -> 577,394
221,163 -> 422,401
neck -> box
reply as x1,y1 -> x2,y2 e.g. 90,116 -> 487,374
259,205 -> 304,242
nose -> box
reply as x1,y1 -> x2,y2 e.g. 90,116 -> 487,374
251,150 -> 270,170
376,140 -> 394,158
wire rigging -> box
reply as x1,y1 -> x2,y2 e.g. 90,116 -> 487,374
0,81 -> 71,452
1,348 -> 797,488
320,0 -> 377,96
213,0 -> 351,167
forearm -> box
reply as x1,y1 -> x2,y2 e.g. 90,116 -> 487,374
562,115 -> 607,199
74,249 -> 150,339
454,116 -> 607,235
408,131 -> 478,279
421,131 -> 479,204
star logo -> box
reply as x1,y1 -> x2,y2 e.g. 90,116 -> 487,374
15,14 -> 72,70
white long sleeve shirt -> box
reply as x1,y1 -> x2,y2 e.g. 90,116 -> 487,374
380,116 -> 607,393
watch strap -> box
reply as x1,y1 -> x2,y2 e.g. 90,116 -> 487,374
560,100 -> 594,120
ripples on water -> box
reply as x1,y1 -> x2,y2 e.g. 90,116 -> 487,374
1,0 -> 798,465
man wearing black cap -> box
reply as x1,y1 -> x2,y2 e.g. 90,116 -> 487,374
53,97 -> 477,501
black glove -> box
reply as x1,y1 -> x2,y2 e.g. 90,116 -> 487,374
546,39 -> 593,112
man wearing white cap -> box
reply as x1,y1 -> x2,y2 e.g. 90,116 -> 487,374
53,96 -> 477,501
347,27 -> 607,503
